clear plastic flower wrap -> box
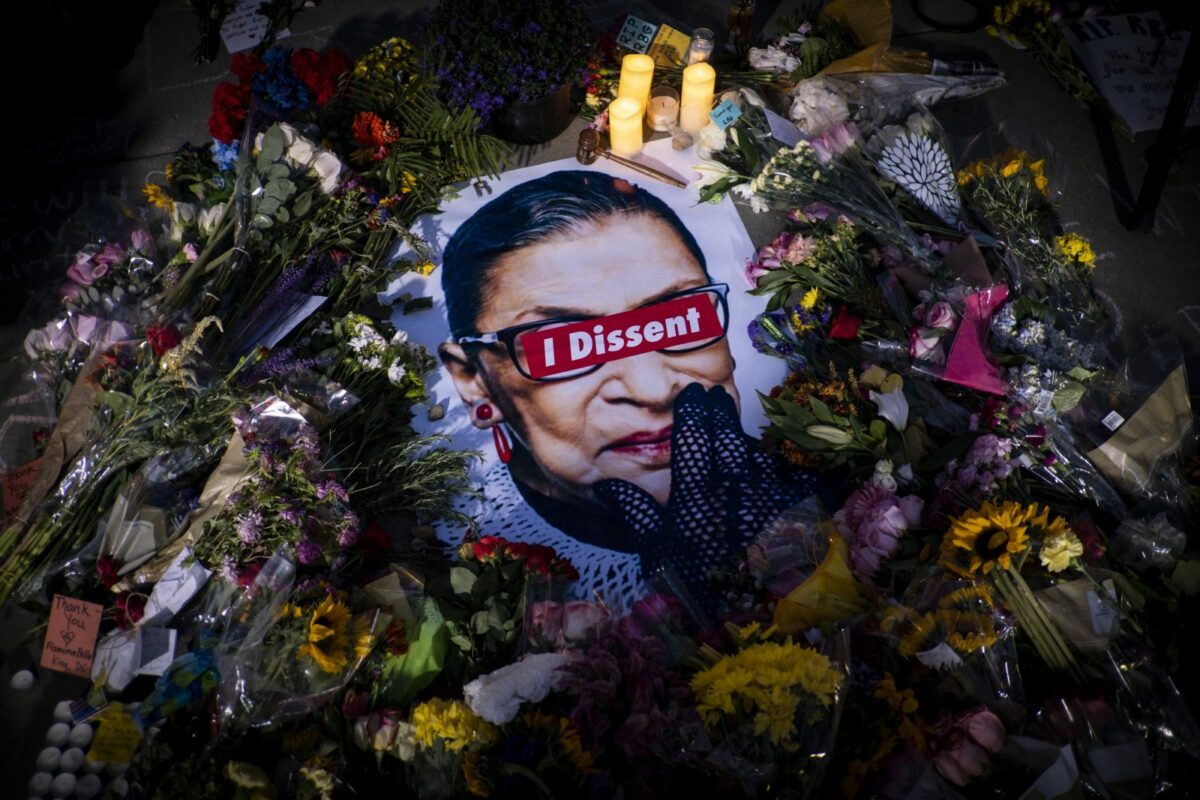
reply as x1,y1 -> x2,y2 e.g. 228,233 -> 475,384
1064,327 -> 1193,512
214,548 -> 385,730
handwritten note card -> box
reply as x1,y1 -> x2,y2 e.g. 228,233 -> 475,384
87,707 -> 141,765
3,457 -> 42,526
710,99 -> 743,130
220,0 -> 292,55
41,594 -> 104,677
616,15 -> 657,54
1061,13 -> 1200,133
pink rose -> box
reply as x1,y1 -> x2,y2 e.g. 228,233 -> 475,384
925,301 -> 957,331
527,601 -> 564,646
561,600 -> 609,642
909,326 -> 945,364
58,282 -> 82,302
183,242 -> 200,263
130,229 -> 154,254
898,495 -> 924,527
66,251 -> 97,285
931,708 -> 1006,786
94,243 -> 124,270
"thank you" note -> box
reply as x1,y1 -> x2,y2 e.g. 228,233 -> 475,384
41,594 -> 104,677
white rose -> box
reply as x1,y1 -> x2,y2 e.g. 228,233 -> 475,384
313,151 -> 344,194
696,122 -> 728,160
197,203 -> 225,236
287,137 -> 318,168
387,361 -> 407,386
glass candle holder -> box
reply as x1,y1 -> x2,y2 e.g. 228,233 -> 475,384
646,85 -> 680,132
686,27 -> 716,64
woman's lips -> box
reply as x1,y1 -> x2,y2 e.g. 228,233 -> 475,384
603,425 -> 673,466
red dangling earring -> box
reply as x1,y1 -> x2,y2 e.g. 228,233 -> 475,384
476,403 -> 511,464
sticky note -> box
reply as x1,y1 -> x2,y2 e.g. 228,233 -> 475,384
41,595 -> 104,678
3,457 -> 42,526
616,15 -> 657,54
86,707 -> 141,765
710,99 -> 743,130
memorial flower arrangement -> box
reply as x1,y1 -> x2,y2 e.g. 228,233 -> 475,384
3,19 -> 1200,800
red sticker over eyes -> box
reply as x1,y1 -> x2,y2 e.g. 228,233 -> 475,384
520,294 -> 725,379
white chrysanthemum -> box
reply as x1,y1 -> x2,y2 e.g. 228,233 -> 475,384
876,131 -> 961,224
387,361 -> 407,386
463,653 -> 574,725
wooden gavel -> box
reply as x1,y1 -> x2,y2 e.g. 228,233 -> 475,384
575,129 -> 687,189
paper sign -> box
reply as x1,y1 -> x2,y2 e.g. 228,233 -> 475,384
1087,581 -> 1119,635
648,24 -> 690,67
1061,13 -> 1200,133
93,628 -> 140,692
41,595 -> 104,677
616,15 -> 657,54
764,108 -> 803,147
3,457 -> 42,526
220,0 -> 291,54
87,707 -> 141,765
136,628 -> 177,677
519,292 -> 725,379
141,548 -> 211,627
710,99 -> 743,130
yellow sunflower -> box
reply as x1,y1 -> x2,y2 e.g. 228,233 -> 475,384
352,613 -> 377,662
941,500 -> 1034,575
297,595 -> 352,673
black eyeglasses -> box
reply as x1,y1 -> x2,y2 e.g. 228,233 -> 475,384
455,283 -> 731,382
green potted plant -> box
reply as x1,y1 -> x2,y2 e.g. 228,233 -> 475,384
424,0 -> 592,145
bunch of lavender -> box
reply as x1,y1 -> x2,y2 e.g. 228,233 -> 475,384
193,407 -> 359,581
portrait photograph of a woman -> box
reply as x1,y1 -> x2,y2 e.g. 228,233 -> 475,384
392,152 -> 819,609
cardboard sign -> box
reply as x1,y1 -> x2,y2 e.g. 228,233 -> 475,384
520,292 -> 724,379
710,99 -> 743,130
41,594 -> 104,677
2,457 -> 42,526
616,15 -> 657,54
1061,13 -> 1200,133
87,707 -> 141,765
649,24 -> 691,67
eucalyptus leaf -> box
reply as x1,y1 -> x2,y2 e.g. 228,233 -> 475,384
293,191 -> 313,218
449,566 -> 477,595
274,207 -> 290,224
252,214 -> 274,230
259,126 -> 285,163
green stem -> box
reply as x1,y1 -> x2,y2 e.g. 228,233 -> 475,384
163,203 -> 237,312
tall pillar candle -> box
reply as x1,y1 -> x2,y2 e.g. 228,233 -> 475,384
679,62 -> 716,133
608,97 -> 644,157
617,54 -> 655,107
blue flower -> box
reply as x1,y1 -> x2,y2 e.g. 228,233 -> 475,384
211,139 -> 240,172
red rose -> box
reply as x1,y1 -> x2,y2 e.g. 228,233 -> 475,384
209,81 -> 251,144
114,592 -> 146,628
97,556 -> 120,589
503,541 -> 530,560
237,562 -> 263,588
230,52 -> 266,82
472,535 -> 502,561
829,306 -> 862,339
356,522 -> 391,559
292,47 -> 351,106
146,323 -> 182,357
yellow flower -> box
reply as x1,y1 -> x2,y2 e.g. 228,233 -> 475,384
143,183 -> 175,214
940,500 -> 1035,575
163,163 -> 175,183
352,613 -> 376,662
800,287 -> 821,310
297,595 -> 352,674
1001,160 -> 1022,178
939,584 -> 996,610
412,260 -> 437,276
874,673 -> 918,714
1040,530 -> 1083,572
462,750 -> 491,797
897,611 -> 937,657
410,698 -> 497,752
1054,232 -> 1096,269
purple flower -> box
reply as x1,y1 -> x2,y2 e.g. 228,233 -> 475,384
316,478 -> 348,502
237,509 -> 263,545
297,537 -> 322,566
279,504 -> 303,527
337,517 -> 361,548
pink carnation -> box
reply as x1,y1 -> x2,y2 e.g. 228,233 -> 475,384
835,483 -> 923,580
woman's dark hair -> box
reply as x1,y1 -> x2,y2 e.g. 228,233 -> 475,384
441,170 -> 708,338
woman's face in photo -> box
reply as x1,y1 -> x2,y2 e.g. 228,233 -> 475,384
464,212 -> 738,506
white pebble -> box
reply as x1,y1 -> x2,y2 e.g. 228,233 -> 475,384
73,774 -> 101,800
50,774 -> 76,798
59,748 -> 85,773
35,747 -> 61,772
46,723 -> 70,747
28,772 -> 53,797
10,669 -> 35,690
105,763 -> 128,777
54,701 -> 74,723
67,725 -> 92,749
108,778 -> 128,798
83,759 -> 105,774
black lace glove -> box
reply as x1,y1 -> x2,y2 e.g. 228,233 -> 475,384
594,382 -> 820,604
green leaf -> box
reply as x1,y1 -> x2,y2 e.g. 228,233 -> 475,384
274,206 -> 290,224
259,126 -> 285,164
808,397 -> 835,424
374,598 -> 448,708
292,191 -> 313,218
449,566 -> 477,595
471,609 -> 491,635
1052,380 -> 1086,413
869,419 -> 886,441
263,162 -> 291,181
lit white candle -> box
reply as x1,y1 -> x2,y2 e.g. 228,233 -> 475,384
679,62 -> 716,134
617,54 -> 655,106
608,97 -> 644,157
